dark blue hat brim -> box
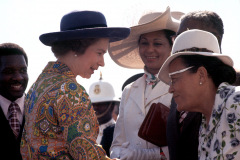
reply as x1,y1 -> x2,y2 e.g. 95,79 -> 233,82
39,27 -> 130,46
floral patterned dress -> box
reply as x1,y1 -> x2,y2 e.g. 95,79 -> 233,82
198,83 -> 240,160
21,61 -> 109,160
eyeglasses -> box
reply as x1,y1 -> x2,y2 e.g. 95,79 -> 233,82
169,66 -> 194,76
168,66 -> 194,86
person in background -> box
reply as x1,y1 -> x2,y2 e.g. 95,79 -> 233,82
158,29 -> 240,160
166,10 -> 225,160
175,10 -> 224,51
176,10 -> 240,87
20,10 -> 130,159
108,7 -> 183,160
89,73 -> 120,156
0,43 -> 28,160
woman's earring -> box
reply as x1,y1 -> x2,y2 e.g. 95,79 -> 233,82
200,82 -> 202,85
74,54 -> 77,57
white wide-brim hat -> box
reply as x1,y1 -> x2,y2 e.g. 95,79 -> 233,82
158,29 -> 234,84
108,6 -> 184,69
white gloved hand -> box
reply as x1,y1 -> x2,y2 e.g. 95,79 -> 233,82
110,142 -> 131,159
119,142 -> 132,159
119,142 -> 166,160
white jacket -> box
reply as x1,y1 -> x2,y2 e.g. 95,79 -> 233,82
110,75 -> 172,159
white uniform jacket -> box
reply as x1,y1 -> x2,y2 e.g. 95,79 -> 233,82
110,75 -> 172,159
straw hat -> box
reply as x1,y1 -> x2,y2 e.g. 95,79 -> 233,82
108,6 -> 184,69
158,29 -> 234,84
39,10 -> 130,46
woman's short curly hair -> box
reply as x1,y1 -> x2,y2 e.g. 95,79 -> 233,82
51,38 -> 99,58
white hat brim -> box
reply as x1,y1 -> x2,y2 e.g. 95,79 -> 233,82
158,51 -> 234,84
91,97 -> 120,103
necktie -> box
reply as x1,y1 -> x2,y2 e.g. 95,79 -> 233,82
8,102 -> 21,138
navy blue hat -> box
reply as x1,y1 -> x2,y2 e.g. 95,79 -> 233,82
39,11 -> 130,46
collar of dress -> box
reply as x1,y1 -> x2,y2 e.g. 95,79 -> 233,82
42,61 -> 75,79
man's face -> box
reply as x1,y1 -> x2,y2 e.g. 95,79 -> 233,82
92,102 -> 113,125
92,102 -> 110,117
0,55 -> 28,101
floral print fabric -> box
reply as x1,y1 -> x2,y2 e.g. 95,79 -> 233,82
199,83 -> 240,160
144,68 -> 159,89
20,62 -> 109,160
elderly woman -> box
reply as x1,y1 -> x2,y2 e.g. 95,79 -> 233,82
158,29 -> 240,159
20,11 -> 130,159
108,7 -> 183,160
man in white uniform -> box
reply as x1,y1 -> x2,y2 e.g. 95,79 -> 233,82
89,74 -> 120,156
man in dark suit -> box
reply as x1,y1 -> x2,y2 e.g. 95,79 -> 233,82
167,11 -> 224,160
0,43 -> 28,160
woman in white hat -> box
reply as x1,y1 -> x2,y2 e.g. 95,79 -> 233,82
20,10 -> 130,160
158,29 -> 239,159
109,7 -> 183,160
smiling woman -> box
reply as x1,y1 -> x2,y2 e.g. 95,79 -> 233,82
108,7 -> 184,160
53,38 -> 108,78
138,30 -> 174,74
20,10 -> 130,160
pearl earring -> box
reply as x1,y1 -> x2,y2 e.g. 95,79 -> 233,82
74,54 -> 77,57
200,82 -> 202,85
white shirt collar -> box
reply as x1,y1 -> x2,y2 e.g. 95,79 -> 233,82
99,118 -> 116,132
96,118 -> 116,144
0,94 -> 25,119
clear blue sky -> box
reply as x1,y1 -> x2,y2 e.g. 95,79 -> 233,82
1,0 -> 240,97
